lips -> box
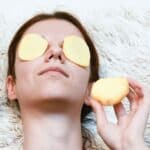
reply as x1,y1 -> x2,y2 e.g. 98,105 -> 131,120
38,66 -> 69,77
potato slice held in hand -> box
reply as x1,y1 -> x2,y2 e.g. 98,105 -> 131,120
91,77 -> 129,105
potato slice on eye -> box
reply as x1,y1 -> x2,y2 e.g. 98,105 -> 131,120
91,77 -> 129,105
18,33 -> 48,61
63,35 -> 90,67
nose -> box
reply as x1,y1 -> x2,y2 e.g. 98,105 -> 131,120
44,43 -> 65,63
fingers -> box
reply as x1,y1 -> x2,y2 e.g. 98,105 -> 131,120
127,78 -> 144,113
130,102 -> 150,135
127,77 -> 143,89
114,102 -> 127,125
129,87 -> 149,133
91,99 -> 107,124
113,78 -> 142,126
127,78 -> 150,134
127,78 -> 149,109
89,98 -> 108,129
128,78 -> 144,99
89,98 -> 122,149
127,87 -> 139,112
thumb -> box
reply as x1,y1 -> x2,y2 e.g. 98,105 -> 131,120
89,98 -> 108,128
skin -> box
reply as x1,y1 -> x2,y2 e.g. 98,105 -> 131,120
89,78 -> 150,150
7,19 -> 91,150
6,18 -> 150,150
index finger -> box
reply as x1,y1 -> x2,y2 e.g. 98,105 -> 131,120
127,77 -> 144,99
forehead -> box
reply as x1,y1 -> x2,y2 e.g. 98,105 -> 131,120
24,19 -> 84,41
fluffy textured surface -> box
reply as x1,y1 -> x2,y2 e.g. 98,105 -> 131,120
0,1 -> 150,149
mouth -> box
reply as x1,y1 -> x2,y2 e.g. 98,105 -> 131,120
38,66 -> 69,78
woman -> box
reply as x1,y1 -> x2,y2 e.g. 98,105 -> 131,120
6,11 -> 150,150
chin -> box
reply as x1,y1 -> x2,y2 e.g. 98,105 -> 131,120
38,86 -> 70,101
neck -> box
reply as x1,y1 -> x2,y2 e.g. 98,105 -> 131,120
20,103 -> 83,150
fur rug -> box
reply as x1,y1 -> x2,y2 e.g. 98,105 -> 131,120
0,1 -> 150,149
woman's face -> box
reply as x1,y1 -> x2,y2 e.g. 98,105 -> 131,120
10,19 -> 90,109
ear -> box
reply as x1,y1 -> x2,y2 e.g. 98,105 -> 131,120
84,82 -> 93,106
6,75 -> 17,101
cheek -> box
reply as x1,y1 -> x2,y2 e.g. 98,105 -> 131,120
70,65 -> 90,94
15,62 -> 35,97
71,70 -> 90,104
15,62 -> 33,81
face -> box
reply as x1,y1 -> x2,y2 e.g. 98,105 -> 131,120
8,19 -> 91,110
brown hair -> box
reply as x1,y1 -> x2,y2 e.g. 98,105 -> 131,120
7,11 -> 100,123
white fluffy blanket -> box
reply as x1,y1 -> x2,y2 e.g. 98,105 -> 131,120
0,1 -> 150,149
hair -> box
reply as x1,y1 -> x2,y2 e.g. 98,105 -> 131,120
7,12 -> 100,148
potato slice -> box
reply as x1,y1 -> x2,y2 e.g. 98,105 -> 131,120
63,35 -> 90,67
18,33 -> 48,61
91,77 -> 129,105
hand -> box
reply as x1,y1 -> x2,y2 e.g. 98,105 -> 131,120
89,78 -> 150,150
